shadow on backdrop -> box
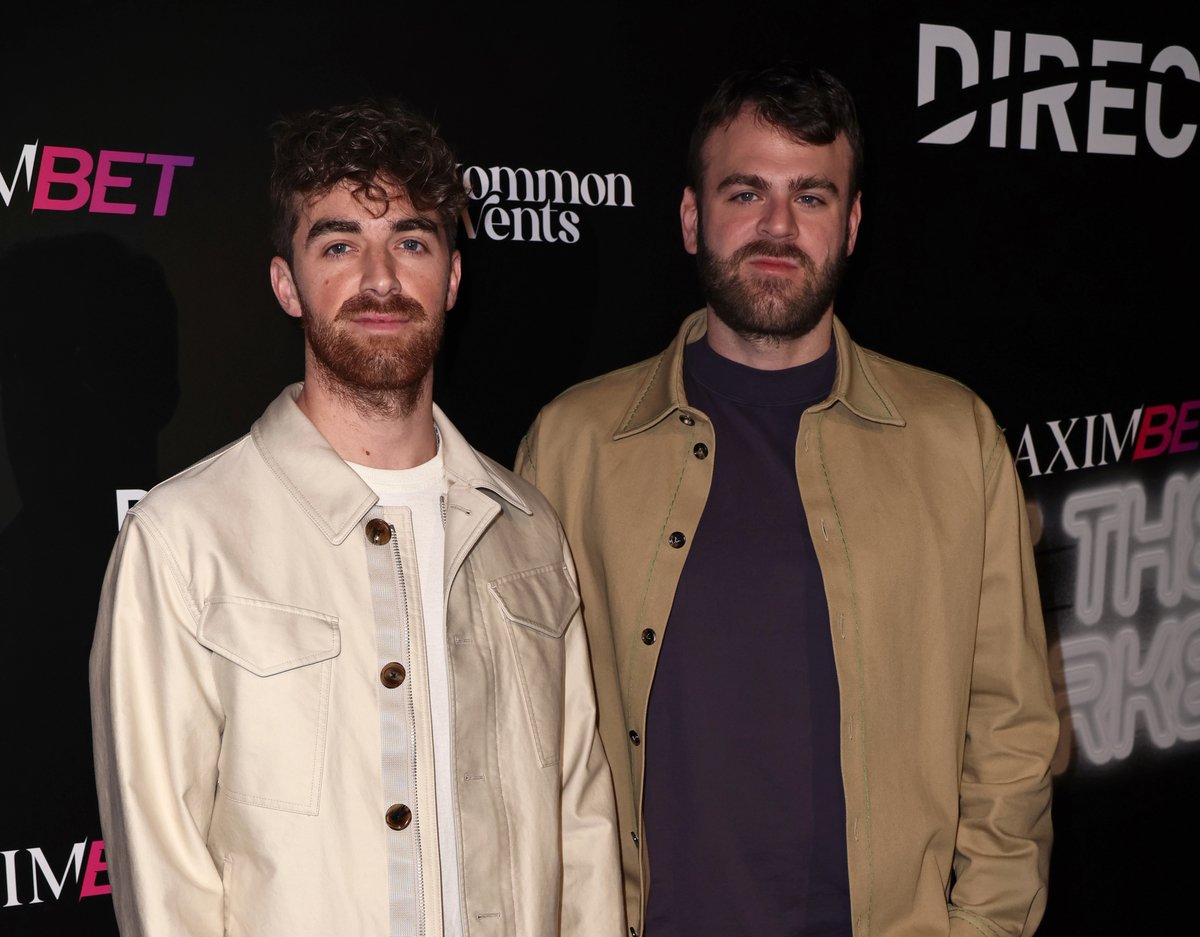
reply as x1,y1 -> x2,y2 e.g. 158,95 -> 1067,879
0,232 -> 177,934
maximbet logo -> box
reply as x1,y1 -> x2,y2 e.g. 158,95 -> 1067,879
1014,399 -> 1199,478
1,140 -> 194,216
2,838 -> 110,908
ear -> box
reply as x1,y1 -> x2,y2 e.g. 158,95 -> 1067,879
845,191 -> 863,256
270,257 -> 303,319
680,187 -> 699,256
445,250 -> 462,312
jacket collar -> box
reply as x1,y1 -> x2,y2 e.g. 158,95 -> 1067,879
615,308 -> 905,439
251,384 -> 529,544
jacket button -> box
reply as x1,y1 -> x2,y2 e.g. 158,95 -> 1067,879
629,729 -> 640,745
667,531 -> 686,548
631,830 -> 639,845
385,803 -> 412,830
366,518 -> 391,545
641,629 -> 656,645
678,412 -> 695,426
692,442 -> 709,459
380,663 -> 406,688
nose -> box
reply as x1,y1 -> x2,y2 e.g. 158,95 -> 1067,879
359,243 -> 402,296
757,195 -> 798,240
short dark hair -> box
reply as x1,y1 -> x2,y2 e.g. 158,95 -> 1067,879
269,98 -> 468,262
686,61 -> 864,198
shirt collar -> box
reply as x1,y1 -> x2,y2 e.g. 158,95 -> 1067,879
614,308 -> 905,439
251,384 -> 530,544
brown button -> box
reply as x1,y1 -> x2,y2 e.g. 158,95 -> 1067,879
641,629 -> 656,645
380,663 -> 406,688
693,442 -> 709,459
366,518 -> 391,545
629,729 -> 640,745
667,531 -> 686,548
678,413 -> 695,426
385,803 -> 412,830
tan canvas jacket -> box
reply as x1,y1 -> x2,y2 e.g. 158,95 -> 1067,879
90,384 -> 624,937
516,310 -> 1058,937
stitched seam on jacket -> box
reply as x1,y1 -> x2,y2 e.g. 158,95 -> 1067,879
476,568 -> 516,931
626,418 -> 695,783
252,425 -> 343,540
815,411 -> 874,935
854,347 -> 894,416
981,428 -> 1005,483
948,907 -> 1004,937
515,435 -> 536,477
621,355 -> 667,432
133,510 -> 202,625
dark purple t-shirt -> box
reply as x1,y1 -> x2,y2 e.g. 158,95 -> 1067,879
642,335 -> 851,936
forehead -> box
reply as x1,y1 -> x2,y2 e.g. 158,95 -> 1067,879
700,110 -> 853,192
295,178 -> 427,228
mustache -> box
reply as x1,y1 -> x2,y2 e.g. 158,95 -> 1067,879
336,292 -> 427,320
729,240 -> 813,267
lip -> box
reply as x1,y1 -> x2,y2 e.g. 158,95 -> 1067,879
349,313 -> 417,328
746,257 -> 798,274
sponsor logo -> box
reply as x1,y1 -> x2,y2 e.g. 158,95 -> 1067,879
458,163 -> 633,243
1,838 -> 109,908
116,489 -> 146,530
918,23 -> 1198,155
1053,471 -> 1200,766
1014,399 -> 1199,478
1,141 -> 194,215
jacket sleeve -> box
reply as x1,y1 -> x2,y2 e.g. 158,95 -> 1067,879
557,530 -> 626,936
513,421 -> 539,486
949,428 -> 1058,936
89,513 -> 225,937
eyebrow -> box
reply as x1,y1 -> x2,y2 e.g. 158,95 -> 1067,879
716,172 -> 840,197
304,215 -> 441,246
305,219 -> 361,245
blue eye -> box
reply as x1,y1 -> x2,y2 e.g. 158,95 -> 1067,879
399,238 -> 425,252
326,242 -> 351,255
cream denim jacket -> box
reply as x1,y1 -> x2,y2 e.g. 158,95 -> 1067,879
90,384 -> 624,936
516,311 -> 1059,937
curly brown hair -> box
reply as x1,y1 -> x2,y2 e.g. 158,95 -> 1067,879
269,98 -> 467,263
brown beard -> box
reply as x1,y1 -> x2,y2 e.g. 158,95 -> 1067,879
301,290 -> 444,419
696,221 -> 848,343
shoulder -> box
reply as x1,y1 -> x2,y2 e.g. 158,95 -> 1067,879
473,447 -> 568,528
128,432 -> 255,525
830,320 -> 1011,478
855,340 -> 1000,430
515,354 -> 666,485
866,347 -> 986,404
540,352 -> 665,426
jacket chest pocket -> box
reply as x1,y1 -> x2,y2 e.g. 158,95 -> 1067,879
488,564 -> 578,768
198,596 -> 341,814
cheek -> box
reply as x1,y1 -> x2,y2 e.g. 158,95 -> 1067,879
805,219 -> 848,254
702,210 -> 753,252
313,272 -> 354,304
413,269 -> 455,304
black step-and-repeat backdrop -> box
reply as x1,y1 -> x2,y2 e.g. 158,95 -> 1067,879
2,3 -> 1195,934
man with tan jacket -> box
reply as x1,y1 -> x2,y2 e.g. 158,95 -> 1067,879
517,62 -> 1058,937
90,98 -> 623,937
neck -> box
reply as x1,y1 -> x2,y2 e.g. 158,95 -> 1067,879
704,308 -> 834,370
295,371 -> 438,469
